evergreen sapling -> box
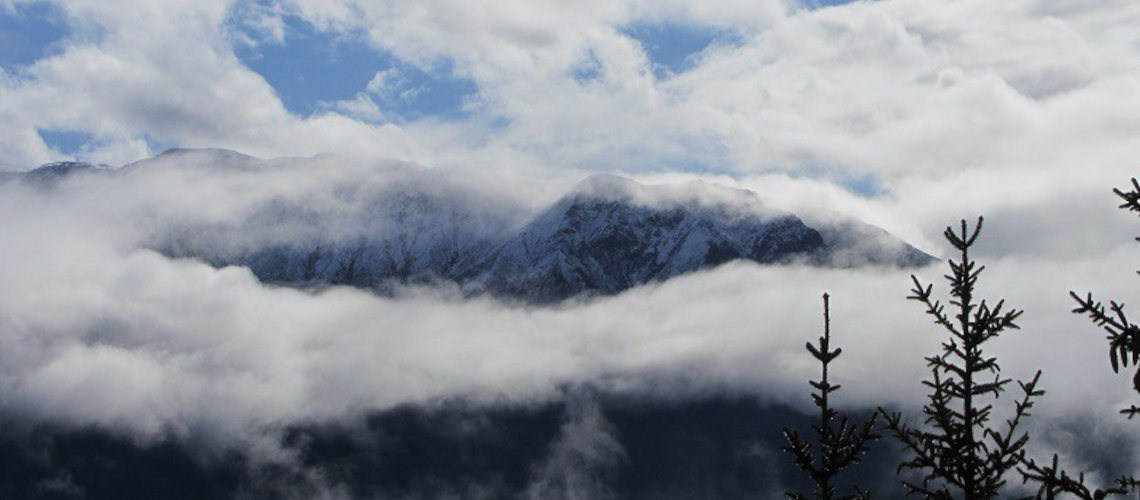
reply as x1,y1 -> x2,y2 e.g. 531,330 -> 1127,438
783,293 -> 880,500
880,217 -> 1043,500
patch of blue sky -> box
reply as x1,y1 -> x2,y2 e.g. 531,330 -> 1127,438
382,59 -> 479,122
0,1 -> 69,70
38,129 -> 93,158
840,173 -> 882,198
620,22 -> 741,80
780,163 -> 883,198
230,11 -> 477,122
37,129 -> 170,164
799,0 -> 867,10
572,50 -> 603,84
141,134 -> 177,157
664,157 -> 734,176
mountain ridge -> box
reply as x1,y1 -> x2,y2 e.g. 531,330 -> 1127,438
9,149 -> 936,303
199,170 -> 934,303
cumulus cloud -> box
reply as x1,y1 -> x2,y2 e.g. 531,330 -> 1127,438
229,1 -> 288,47
243,0 -> 1140,188
0,0 -> 426,166
326,93 -> 385,123
0,0 -> 1132,183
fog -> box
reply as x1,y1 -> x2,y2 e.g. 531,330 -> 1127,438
0,155 -> 1135,486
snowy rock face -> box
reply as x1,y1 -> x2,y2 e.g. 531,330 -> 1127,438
474,175 -> 829,302
13,161 -> 112,187
13,150 -> 934,303
177,171 -> 929,303
233,188 -> 510,290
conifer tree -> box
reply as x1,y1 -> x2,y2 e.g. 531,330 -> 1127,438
880,217 -> 1044,500
1030,177 -> 1140,498
1070,178 -> 1140,417
783,293 -> 880,500
1018,453 -> 1131,499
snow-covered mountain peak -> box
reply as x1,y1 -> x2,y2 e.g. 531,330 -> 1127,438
568,173 -> 644,202
155,148 -> 258,162
561,175 -> 788,230
30,161 -> 109,173
569,174 -> 750,207
10,149 -> 934,302
123,148 -> 262,172
17,161 -> 114,186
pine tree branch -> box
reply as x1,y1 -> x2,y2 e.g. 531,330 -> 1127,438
1019,453 -> 1133,500
1068,178 -> 1140,415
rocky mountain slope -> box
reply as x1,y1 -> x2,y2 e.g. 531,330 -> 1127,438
6,149 -> 934,302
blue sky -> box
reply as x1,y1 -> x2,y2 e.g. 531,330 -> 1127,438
230,12 -> 479,121
1,0 -> 862,160
224,0 -> 859,120
619,22 -> 740,80
228,14 -> 748,121
0,1 -> 68,69
7,2 -> 737,156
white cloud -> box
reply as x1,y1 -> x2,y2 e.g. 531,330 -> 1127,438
230,1 -> 288,47
326,93 -> 385,123
0,156 -> 1135,471
1,0 -> 1135,218
525,394 -> 625,500
365,68 -> 401,95
0,0 -> 429,165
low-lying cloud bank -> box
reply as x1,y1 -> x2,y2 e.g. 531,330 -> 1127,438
0,158 -> 1136,473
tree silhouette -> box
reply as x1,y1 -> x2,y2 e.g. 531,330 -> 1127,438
880,217 -> 1043,500
1070,178 -> 1140,418
1026,177 -> 1140,498
783,293 -> 880,500
1018,453 -> 1131,499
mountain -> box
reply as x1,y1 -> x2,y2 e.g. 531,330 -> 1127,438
168,170 -> 931,303
808,217 -> 935,268
10,161 -> 113,187
470,174 -> 832,302
13,150 -> 935,302
224,187 -> 514,291
122,148 -> 262,172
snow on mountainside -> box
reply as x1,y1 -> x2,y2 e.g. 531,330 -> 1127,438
8,161 -> 113,187
122,148 -> 262,172
141,152 -> 522,291
10,149 -> 935,302
231,188 -> 514,291
472,174 -> 832,302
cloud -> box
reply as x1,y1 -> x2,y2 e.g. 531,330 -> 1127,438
0,0 -> 429,166
0,1 -> 1136,235
0,156 -> 1136,476
244,0 -> 1140,189
366,70 -> 392,96
326,93 -> 385,123
229,1 -> 288,47
524,393 -> 626,500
